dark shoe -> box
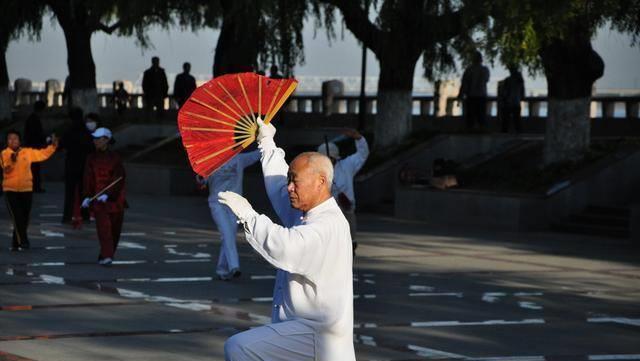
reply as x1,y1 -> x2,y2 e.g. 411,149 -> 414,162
218,274 -> 232,281
218,268 -> 241,281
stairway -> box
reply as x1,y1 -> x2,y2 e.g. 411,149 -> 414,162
553,205 -> 630,238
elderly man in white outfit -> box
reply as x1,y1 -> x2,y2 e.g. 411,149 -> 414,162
198,150 -> 260,280
218,119 -> 355,361
317,130 -> 369,251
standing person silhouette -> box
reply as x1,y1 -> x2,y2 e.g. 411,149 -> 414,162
458,51 -> 490,130
23,100 -> 47,193
173,62 -> 197,108
60,108 -> 94,225
142,56 -> 169,119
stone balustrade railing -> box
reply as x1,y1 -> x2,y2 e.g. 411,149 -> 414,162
10,92 -> 640,119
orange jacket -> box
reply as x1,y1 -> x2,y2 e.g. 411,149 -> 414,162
1,145 -> 57,192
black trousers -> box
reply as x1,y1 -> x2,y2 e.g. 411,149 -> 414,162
5,192 -> 33,248
464,97 -> 488,129
63,173 -> 90,223
501,105 -> 522,133
31,163 -> 43,192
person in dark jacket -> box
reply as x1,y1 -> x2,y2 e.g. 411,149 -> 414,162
60,108 -> 94,225
500,65 -> 525,133
173,62 -> 197,108
81,128 -> 126,266
23,100 -> 47,192
142,56 -> 169,118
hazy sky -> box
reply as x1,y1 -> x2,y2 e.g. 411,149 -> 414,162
7,16 -> 640,93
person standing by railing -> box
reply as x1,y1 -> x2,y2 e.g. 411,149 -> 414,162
500,65 -> 525,133
458,51 -> 490,130
173,62 -> 197,108
142,56 -> 169,119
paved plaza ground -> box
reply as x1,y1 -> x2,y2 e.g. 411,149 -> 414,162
1,183 -> 639,360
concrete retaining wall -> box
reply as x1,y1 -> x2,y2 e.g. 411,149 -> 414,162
355,134 -> 522,210
395,149 -> 640,231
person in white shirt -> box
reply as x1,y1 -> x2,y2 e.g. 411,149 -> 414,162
197,150 -> 260,280
218,119 -> 355,361
317,129 -> 369,252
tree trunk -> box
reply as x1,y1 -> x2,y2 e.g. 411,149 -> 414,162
213,0 -> 260,77
540,36 -> 604,165
0,40 -> 11,122
374,54 -> 419,151
63,26 -> 98,113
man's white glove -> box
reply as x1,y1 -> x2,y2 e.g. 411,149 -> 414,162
256,117 -> 276,145
97,194 -> 108,203
81,198 -> 91,208
218,191 -> 257,222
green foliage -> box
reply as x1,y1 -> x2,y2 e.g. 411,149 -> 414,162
258,0 -> 309,76
0,0 -> 45,48
315,0 -> 489,82
480,0 -> 640,74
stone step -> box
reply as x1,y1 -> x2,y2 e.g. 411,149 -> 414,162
552,221 -> 629,238
584,204 -> 630,217
569,213 -> 629,228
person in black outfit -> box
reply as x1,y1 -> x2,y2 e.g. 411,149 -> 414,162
60,108 -> 94,224
23,100 -> 47,192
173,62 -> 197,108
458,51 -> 490,130
500,65 -> 525,133
114,83 -> 130,117
142,56 -> 169,119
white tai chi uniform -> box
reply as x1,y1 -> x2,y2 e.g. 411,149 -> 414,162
224,137 -> 355,361
330,137 -> 369,239
206,150 -> 260,277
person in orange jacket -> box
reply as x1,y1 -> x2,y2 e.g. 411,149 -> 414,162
81,128 -> 126,266
1,129 -> 58,251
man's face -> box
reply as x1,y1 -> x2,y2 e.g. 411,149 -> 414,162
287,157 -> 325,212
7,134 -> 20,150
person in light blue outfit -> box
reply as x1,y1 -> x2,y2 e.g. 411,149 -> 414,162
198,150 -> 260,280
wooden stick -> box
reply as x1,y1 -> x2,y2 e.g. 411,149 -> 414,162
216,83 -> 255,130
90,177 -> 123,202
237,75 -> 256,123
182,111 -> 240,129
258,76 -> 262,116
201,87 -> 253,130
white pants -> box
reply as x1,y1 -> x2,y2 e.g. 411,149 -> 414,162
225,321 -> 315,361
210,204 -> 239,276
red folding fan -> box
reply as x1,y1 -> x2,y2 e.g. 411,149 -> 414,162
178,72 -> 298,177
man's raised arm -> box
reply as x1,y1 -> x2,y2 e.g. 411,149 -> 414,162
256,119 -> 301,227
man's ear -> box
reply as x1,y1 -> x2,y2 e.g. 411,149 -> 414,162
318,174 -> 327,188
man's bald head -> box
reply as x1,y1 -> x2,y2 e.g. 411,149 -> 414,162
287,152 -> 334,212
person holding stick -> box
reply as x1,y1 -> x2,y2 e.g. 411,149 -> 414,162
1,130 -> 58,251
81,128 -> 126,266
